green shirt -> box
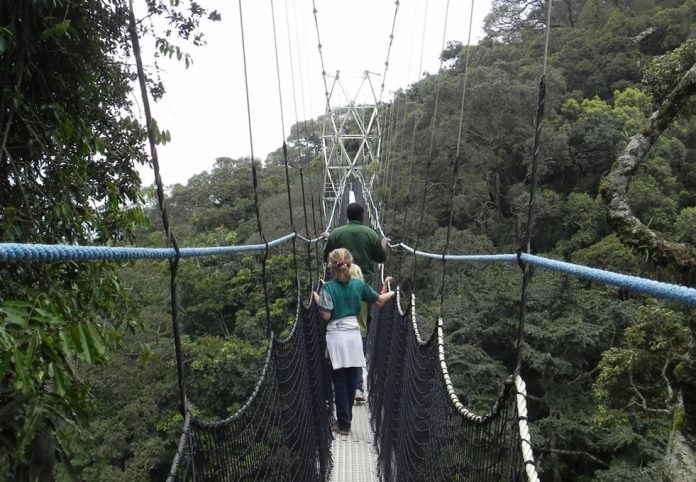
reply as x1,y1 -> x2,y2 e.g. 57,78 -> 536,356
324,221 -> 386,281
318,279 -> 379,321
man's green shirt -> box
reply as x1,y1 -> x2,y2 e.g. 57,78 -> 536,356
324,221 -> 386,281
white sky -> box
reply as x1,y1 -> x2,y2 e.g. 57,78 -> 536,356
136,0 -> 492,186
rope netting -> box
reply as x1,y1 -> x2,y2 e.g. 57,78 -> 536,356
368,290 -> 532,482
167,301 -> 333,481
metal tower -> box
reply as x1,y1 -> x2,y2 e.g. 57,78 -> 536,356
321,71 -> 383,227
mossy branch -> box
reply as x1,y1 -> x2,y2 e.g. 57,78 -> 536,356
599,62 -> 696,271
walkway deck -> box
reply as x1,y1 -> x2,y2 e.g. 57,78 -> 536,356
330,402 -> 378,481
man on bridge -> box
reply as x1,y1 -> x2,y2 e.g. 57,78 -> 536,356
323,202 -> 389,402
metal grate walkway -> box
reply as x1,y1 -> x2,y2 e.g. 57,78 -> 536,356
330,401 -> 378,481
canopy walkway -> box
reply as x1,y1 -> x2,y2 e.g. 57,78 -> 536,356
4,1 -> 696,480
3,176 -> 696,481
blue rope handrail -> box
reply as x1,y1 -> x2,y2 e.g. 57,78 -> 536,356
394,242 -> 696,306
0,233 -> 299,262
2,237 -> 695,306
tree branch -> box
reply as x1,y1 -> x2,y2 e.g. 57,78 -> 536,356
599,62 -> 696,271
538,447 -> 609,468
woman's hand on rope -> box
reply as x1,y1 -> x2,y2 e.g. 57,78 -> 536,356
381,276 -> 393,294
375,280 -> 395,307
313,279 -> 326,305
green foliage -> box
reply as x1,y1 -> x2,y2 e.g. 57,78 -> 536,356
644,38 -> 696,104
628,157 -> 680,231
674,207 -> 696,243
0,0 -> 218,478
572,234 -> 642,274
186,336 -> 268,417
594,302 -> 688,423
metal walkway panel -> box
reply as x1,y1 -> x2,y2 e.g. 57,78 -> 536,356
330,403 -> 378,482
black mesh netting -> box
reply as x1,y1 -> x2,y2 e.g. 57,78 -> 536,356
368,290 -> 528,482
167,301 -> 333,481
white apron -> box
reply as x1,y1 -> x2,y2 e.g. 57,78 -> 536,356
325,315 -> 366,369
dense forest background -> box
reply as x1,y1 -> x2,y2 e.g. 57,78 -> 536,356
2,0 -> 696,480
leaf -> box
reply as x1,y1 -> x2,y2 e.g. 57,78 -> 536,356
59,328 -> 77,355
0,326 -> 14,348
69,325 -> 90,363
25,334 -> 38,367
50,362 -> 66,397
13,346 -> 33,393
0,304 -> 29,328
86,323 -> 106,357
76,324 -> 93,364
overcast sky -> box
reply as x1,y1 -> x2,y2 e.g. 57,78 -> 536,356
136,0 -> 493,186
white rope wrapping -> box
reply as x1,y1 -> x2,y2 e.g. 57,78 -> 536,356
515,375 -> 541,482
396,286 -> 406,316
410,292 -> 424,343
436,317 -> 492,423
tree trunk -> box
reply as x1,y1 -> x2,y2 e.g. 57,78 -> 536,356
663,430 -> 696,481
599,62 -> 696,272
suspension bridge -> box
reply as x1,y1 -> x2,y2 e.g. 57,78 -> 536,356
3,0 -> 696,481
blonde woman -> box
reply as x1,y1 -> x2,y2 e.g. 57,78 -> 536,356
313,248 -> 395,435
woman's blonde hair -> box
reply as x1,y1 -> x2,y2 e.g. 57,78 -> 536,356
349,263 -> 363,281
328,248 -> 353,284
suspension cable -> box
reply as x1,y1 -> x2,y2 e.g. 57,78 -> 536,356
515,0 -> 553,374
283,0 -> 316,288
128,0 -> 186,412
299,169 -> 314,288
270,0 -> 300,289
441,0 -> 476,309
312,0 -> 332,116
291,0 -> 323,268
378,0 -> 400,105
238,0 -> 272,334
412,0 -> 450,291
397,0 -> 430,282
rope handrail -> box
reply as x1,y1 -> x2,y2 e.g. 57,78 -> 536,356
0,233 -> 299,262
520,253 -> 696,305
7,235 -> 694,306
393,242 -> 696,306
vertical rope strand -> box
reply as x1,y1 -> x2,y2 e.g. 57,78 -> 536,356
238,0 -> 272,334
515,0 -> 553,373
270,0 -> 300,289
299,168 -> 314,289
378,0 -> 400,105
412,0 -> 450,291
128,0 -> 186,412
311,1 -> 331,118
441,0 -> 476,308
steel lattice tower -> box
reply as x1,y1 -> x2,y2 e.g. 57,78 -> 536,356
321,71 -> 382,226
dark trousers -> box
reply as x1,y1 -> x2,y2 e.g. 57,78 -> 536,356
356,336 -> 367,391
332,367 -> 360,431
